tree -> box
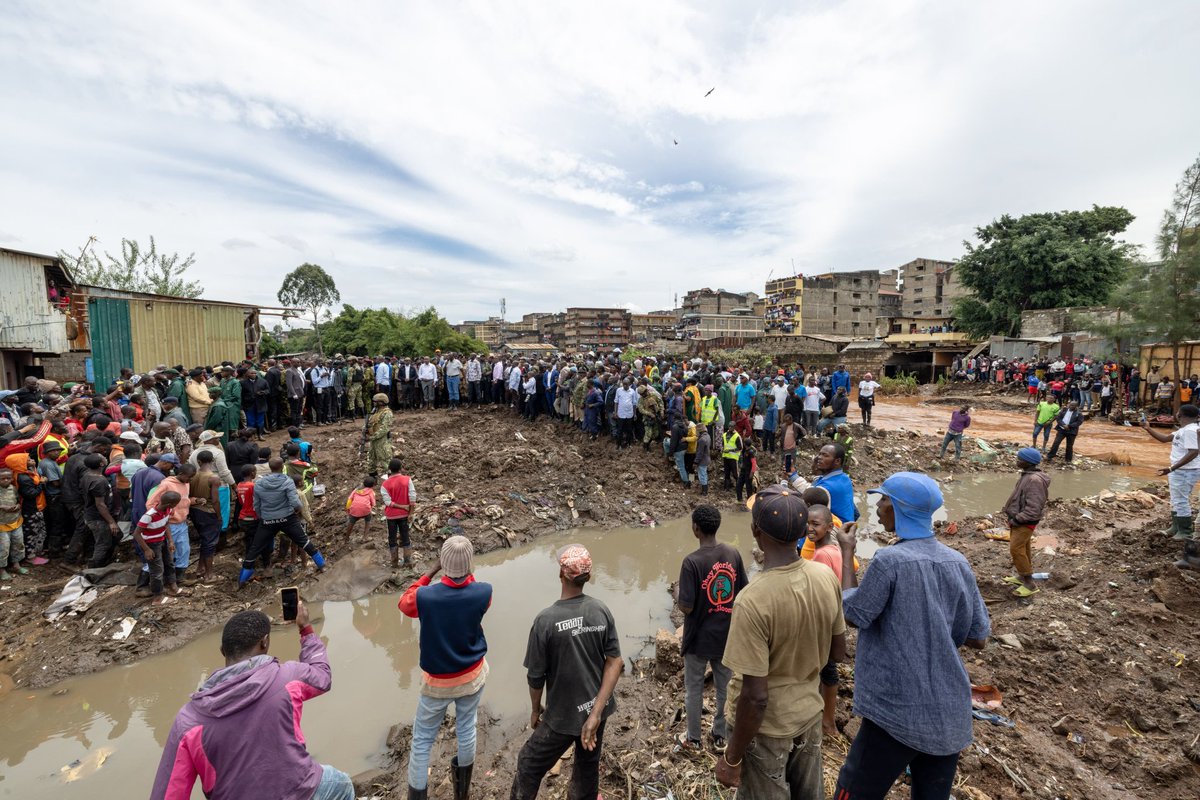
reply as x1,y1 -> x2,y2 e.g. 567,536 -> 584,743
58,236 -> 203,297
1108,155 -> 1200,411
277,263 -> 340,355
259,331 -> 285,358
306,304 -> 487,357
951,206 -> 1137,338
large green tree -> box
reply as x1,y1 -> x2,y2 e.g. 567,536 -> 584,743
58,236 -> 203,297
952,206 -> 1136,338
314,304 -> 486,357
1095,155 -> 1200,411
277,263 -> 340,355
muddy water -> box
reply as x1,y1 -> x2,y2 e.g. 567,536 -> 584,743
0,516 -> 754,799
870,395 -> 1166,475
0,466 -> 1134,798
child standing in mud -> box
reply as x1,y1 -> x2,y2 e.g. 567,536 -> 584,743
1002,448 -> 1051,598
344,477 -> 376,538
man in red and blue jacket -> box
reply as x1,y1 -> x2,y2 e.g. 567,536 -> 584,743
151,603 -> 352,800
399,535 -> 492,800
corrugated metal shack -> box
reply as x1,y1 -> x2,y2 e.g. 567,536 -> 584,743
0,247 -> 75,387
70,286 -> 263,389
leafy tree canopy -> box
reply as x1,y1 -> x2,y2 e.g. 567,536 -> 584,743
277,263 -> 340,354
952,205 -> 1136,338
287,305 -> 487,357
58,236 -> 203,298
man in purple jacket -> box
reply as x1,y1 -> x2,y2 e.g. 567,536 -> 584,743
151,602 -> 352,800
938,405 -> 972,461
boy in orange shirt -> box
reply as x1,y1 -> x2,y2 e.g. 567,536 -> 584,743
344,476 -> 377,538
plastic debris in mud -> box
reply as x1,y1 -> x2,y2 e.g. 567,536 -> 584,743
111,617 -> 137,640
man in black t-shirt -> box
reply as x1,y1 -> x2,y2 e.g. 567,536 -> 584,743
511,544 -> 623,800
79,454 -> 118,567
675,505 -> 748,754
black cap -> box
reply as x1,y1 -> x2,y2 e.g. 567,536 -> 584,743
748,484 -> 809,542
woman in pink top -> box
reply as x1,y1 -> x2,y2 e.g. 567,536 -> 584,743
344,476 -> 377,538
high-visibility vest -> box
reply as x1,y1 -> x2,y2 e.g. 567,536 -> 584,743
722,431 -> 741,460
700,396 -> 719,425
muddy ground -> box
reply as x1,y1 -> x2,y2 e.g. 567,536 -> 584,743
0,406 -> 1082,690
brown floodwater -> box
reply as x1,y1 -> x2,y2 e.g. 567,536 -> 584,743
0,464 -> 1138,798
870,395 -> 1167,476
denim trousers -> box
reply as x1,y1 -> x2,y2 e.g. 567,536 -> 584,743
312,765 -> 355,800
1169,468 -> 1200,517
446,376 -> 461,403
169,521 -> 190,569
674,450 -> 689,484
1032,421 -> 1052,446
697,464 -> 708,487
939,432 -> 963,458
803,410 -> 820,431
408,687 -> 483,790
683,653 -> 730,742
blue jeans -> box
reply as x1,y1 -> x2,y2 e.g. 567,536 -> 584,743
1032,421 -> 1052,447
169,522 -> 190,569
817,415 -> 846,434
697,464 -> 708,487
245,408 -> 265,430
313,765 -> 354,800
408,687 -> 483,790
446,376 -> 461,404
674,450 -> 689,484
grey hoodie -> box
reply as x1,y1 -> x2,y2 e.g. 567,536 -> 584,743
253,472 -> 301,520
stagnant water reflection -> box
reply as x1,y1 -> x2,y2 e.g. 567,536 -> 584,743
0,468 -> 1136,798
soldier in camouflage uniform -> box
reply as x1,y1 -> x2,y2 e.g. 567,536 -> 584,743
365,392 -> 394,477
347,357 -> 367,418
637,382 -> 664,450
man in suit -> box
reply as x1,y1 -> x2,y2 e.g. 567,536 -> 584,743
1046,400 -> 1084,463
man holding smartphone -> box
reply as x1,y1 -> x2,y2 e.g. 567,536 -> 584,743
151,601 -> 353,799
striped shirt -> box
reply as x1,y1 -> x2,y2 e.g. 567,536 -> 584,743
136,506 -> 172,544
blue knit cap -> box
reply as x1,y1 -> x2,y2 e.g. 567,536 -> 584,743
1017,447 -> 1042,465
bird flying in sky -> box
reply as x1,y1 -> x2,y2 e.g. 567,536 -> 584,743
704,87 -> 715,97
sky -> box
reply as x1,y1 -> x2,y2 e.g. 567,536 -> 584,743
2,1 -> 1197,326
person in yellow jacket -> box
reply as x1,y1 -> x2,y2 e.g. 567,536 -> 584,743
684,379 -> 702,424
700,388 -> 719,441
185,370 -> 213,425
721,429 -> 741,490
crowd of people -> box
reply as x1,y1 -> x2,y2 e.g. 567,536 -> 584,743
949,353 -> 1198,415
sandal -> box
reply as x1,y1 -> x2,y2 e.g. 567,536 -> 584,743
672,733 -> 700,755
1011,585 -> 1040,598
1001,576 -> 1024,586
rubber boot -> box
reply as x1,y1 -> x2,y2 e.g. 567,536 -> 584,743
135,569 -> 152,597
389,547 -> 399,568
701,484 -> 709,496
403,547 -> 414,567
451,756 -> 473,800
1164,515 -> 1180,538
1175,538 -> 1200,570
408,786 -> 428,800
175,567 -> 188,586
1176,515 -> 1195,542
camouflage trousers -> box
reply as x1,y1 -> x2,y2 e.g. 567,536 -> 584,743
367,436 -> 392,476
348,383 -> 366,415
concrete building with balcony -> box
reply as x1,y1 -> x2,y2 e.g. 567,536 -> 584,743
876,289 -> 903,337
763,276 -> 803,335
539,313 -> 566,349
630,311 -> 677,343
799,270 -> 881,337
675,311 -> 763,342
563,307 -> 631,352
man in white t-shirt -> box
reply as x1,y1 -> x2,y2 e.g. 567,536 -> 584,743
857,373 -> 882,426
1143,404 -> 1200,547
771,377 -> 789,411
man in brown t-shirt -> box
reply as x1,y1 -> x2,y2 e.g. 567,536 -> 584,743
716,484 -> 847,798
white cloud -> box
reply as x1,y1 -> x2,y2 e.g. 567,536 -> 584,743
1,0 -> 1197,324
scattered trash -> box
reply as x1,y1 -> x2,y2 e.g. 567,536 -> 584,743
44,576 -> 99,621
972,709 -> 1016,728
971,685 -> 1003,710
1069,732 -> 1086,744
984,529 -> 1010,542
1031,572 -> 1051,580
1080,509 -> 1094,520
1051,715 -> 1080,735
996,634 -> 1022,650
111,617 -> 137,640
514,431 -> 527,442
508,491 -> 529,504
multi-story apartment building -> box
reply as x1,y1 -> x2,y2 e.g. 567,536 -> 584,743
898,258 -> 955,318
563,307 -> 631,352
799,270 -> 881,337
538,313 -> 566,349
682,288 -> 760,316
458,317 -> 503,349
630,311 -> 677,343
763,276 -> 803,335
676,311 -> 763,342
876,289 -> 903,336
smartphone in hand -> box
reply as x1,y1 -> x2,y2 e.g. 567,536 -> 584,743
281,587 -> 299,621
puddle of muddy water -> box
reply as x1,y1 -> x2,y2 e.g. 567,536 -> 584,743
0,515 -> 763,799
0,468 -> 1134,798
